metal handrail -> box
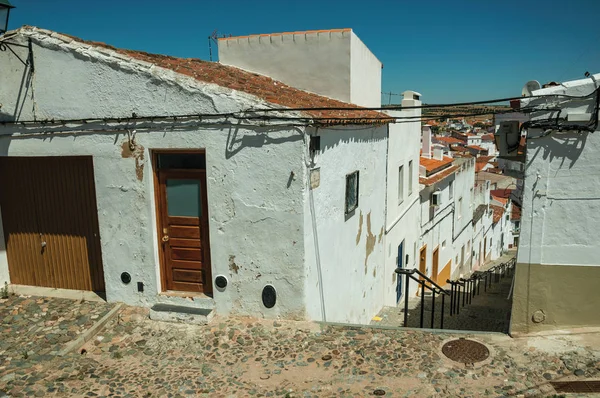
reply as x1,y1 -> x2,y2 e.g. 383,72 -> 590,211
395,267 -> 449,329
395,268 -> 449,295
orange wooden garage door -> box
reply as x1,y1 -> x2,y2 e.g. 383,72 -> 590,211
0,156 -> 105,291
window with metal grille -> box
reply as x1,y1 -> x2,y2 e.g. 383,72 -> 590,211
345,171 -> 359,215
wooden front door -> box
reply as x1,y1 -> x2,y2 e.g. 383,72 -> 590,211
418,245 -> 427,295
155,152 -> 212,294
432,246 -> 440,283
0,156 -> 105,291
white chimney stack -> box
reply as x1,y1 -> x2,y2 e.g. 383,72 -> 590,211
422,125 -> 432,158
433,146 -> 444,161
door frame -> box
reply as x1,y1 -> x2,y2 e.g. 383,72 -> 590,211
152,150 -> 213,295
432,246 -> 440,284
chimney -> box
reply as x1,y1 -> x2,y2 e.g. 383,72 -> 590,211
433,146 -> 444,161
422,125 -> 432,158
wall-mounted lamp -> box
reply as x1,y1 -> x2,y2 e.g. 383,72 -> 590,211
0,2 -> 35,72
0,0 -> 14,35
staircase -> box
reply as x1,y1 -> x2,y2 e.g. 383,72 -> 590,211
374,258 -> 515,333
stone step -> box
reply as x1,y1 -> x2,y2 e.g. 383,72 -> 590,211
149,303 -> 214,325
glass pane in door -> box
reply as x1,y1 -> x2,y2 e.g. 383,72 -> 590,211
166,179 -> 201,217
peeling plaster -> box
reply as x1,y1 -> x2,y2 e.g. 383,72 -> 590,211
120,141 -> 145,181
228,255 -> 239,275
355,211 -> 363,245
365,211 -> 376,269
377,227 -> 384,244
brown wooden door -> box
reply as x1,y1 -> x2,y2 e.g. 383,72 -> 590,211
0,156 -> 105,291
432,246 -> 439,283
157,169 -> 212,294
417,245 -> 427,295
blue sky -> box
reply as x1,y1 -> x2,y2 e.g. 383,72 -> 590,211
7,0 -> 600,103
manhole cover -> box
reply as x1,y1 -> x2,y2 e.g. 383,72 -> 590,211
551,380 -> 600,393
441,338 -> 490,364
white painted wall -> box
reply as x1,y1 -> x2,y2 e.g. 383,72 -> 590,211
0,29 -> 310,320
304,125 -> 388,324
350,33 -> 382,107
218,30 -> 381,107
383,92 -> 421,305
451,158 -> 475,277
518,74 -> 600,267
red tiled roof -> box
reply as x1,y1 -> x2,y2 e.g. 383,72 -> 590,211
511,203 -> 522,221
481,134 -> 494,141
420,156 -> 454,176
434,136 -> 463,145
489,204 -> 505,224
492,196 -> 508,205
490,189 -> 513,199
419,165 -> 459,186
475,156 -> 495,172
467,145 -> 486,151
45,28 -> 389,125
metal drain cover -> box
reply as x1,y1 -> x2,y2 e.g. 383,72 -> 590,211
442,338 -> 490,364
551,380 -> 600,393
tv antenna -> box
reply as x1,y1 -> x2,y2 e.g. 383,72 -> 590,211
208,30 -> 231,61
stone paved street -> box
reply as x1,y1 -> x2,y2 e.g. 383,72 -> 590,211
0,295 -> 114,372
1,297 -> 600,397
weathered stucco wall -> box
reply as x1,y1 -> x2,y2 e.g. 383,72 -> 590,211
451,158 -> 475,277
304,125 -> 388,324
511,74 -> 600,333
383,95 -> 421,305
0,29 -> 308,319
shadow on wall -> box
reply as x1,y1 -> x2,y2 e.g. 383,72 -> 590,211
225,122 -> 304,159
317,126 -> 386,152
0,55 -> 34,123
527,131 -> 588,170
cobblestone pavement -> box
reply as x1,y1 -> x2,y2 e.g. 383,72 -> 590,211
2,300 -> 600,397
0,295 -> 114,372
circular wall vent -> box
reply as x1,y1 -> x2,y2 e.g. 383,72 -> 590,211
121,272 -> 131,284
262,285 -> 276,308
215,275 -> 228,290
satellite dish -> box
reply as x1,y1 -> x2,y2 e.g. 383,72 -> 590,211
522,80 -> 541,97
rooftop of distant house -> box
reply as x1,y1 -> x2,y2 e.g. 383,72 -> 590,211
9,26 -> 389,126
511,203 -> 522,221
218,28 -> 352,41
475,155 -> 495,172
489,204 -> 505,224
420,155 -> 454,176
490,188 -> 513,205
468,145 -> 487,152
433,136 -> 463,145
481,134 -> 494,141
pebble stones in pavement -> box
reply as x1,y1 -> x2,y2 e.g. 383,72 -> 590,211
0,295 -> 114,397
2,304 -> 599,397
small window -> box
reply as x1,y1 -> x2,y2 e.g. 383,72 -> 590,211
458,197 -> 463,219
309,135 -> 321,158
157,153 -> 206,170
398,165 -> 404,204
449,180 -> 454,199
345,171 -> 359,215
442,240 -> 447,249
408,160 -> 413,195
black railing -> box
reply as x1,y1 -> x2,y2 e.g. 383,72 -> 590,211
447,257 -> 516,317
395,257 -> 516,329
394,267 -> 449,329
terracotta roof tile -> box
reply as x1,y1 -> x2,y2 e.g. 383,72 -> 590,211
467,145 -> 486,151
53,29 -> 389,126
511,203 -> 522,221
475,155 -> 495,172
433,136 -> 463,145
419,165 -> 459,186
420,156 -> 454,176
481,133 -> 494,141
489,204 -> 505,224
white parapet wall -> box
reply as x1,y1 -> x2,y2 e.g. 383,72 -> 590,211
218,29 -> 381,107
